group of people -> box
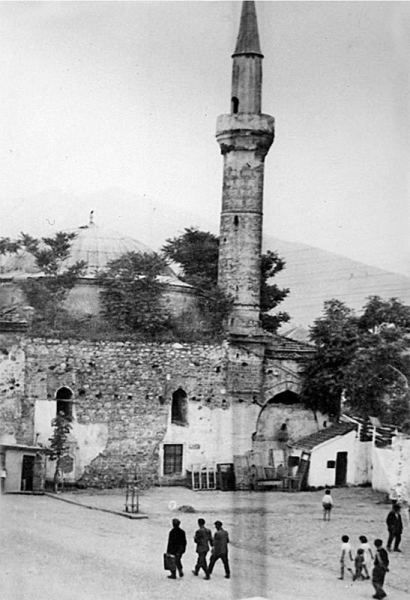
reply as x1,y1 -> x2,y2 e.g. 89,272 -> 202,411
337,501 -> 404,599
339,535 -> 390,599
165,496 -> 404,596
165,517 -> 230,580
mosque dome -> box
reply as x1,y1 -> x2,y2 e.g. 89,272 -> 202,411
65,214 -> 155,278
0,213 -> 188,287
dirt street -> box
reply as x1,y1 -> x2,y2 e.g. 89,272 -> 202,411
0,486 -> 408,600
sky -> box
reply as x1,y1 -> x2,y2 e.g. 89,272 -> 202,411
0,0 -> 409,276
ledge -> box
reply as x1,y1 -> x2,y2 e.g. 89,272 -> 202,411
44,492 -> 148,519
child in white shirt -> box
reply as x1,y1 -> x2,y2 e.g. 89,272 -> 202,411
322,488 -> 333,521
358,535 -> 373,579
338,535 -> 353,580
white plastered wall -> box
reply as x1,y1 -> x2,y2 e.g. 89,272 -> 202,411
160,402 -> 261,474
372,435 -> 410,501
34,400 -> 108,481
305,430 -> 358,488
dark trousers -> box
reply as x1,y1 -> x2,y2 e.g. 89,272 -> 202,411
323,507 -> 332,521
372,567 -> 387,599
170,553 -> 184,577
208,552 -> 230,576
387,530 -> 401,550
194,551 -> 209,575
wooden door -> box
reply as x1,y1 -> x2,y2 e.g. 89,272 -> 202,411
335,451 -> 348,486
21,455 -> 35,491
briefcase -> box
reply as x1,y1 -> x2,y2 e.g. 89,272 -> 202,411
163,553 -> 176,571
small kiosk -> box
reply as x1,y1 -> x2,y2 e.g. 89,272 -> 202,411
0,443 -> 45,493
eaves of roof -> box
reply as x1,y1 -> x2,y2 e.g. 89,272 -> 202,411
293,422 -> 357,451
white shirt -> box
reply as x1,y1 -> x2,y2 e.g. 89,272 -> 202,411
360,542 -> 373,564
322,493 -> 333,506
341,542 -> 352,561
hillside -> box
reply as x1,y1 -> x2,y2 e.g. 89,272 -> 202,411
263,235 -> 410,335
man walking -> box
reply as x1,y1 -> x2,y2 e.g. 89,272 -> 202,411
372,538 -> 389,599
208,520 -> 230,579
386,503 -> 403,552
192,518 -> 213,579
166,518 -> 187,579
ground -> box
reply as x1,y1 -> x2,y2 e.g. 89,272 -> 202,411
0,486 -> 408,600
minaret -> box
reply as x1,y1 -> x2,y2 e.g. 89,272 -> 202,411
216,1 -> 274,336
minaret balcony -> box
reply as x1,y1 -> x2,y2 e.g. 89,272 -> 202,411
216,113 -> 274,155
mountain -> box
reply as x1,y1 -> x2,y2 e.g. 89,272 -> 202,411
263,235 -> 410,335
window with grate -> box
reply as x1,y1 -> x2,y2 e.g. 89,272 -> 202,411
163,444 -> 183,475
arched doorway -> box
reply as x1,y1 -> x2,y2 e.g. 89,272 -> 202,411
255,390 -> 301,441
249,389 -> 303,485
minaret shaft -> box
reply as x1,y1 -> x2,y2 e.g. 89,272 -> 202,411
231,56 -> 262,114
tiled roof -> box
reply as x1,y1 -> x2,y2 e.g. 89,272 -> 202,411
293,422 -> 357,451
228,332 -> 314,357
0,319 -> 28,332
266,334 -> 314,356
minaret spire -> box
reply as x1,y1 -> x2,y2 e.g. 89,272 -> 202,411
230,1 -> 263,114
233,0 -> 262,57
216,0 -> 274,336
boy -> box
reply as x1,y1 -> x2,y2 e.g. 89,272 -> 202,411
352,548 -> 366,581
358,535 -> 373,579
372,539 -> 389,599
322,488 -> 333,521
338,534 -> 353,580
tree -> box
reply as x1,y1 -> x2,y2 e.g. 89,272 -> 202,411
301,299 -> 360,418
97,251 -> 171,336
162,228 -> 219,288
345,296 -> 410,421
358,295 -> 410,333
0,231 -> 86,332
260,250 -> 290,332
162,228 -> 231,335
301,296 -> 410,424
45,411 -> 72,493
197,285 -> 234,336
162,228 -> 289,333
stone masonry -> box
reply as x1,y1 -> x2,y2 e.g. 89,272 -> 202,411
0,333 -> 314,488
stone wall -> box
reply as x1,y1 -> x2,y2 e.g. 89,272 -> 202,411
2,336 -> 228,487
0,333 -> 26,443
372,435 -> 410,501
0,333 -> 314,489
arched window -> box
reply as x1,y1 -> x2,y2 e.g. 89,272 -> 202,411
233,215 -> 239,227
55,386 -> 74,419
231,96 -> 239,114
171,388 -> 188,425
